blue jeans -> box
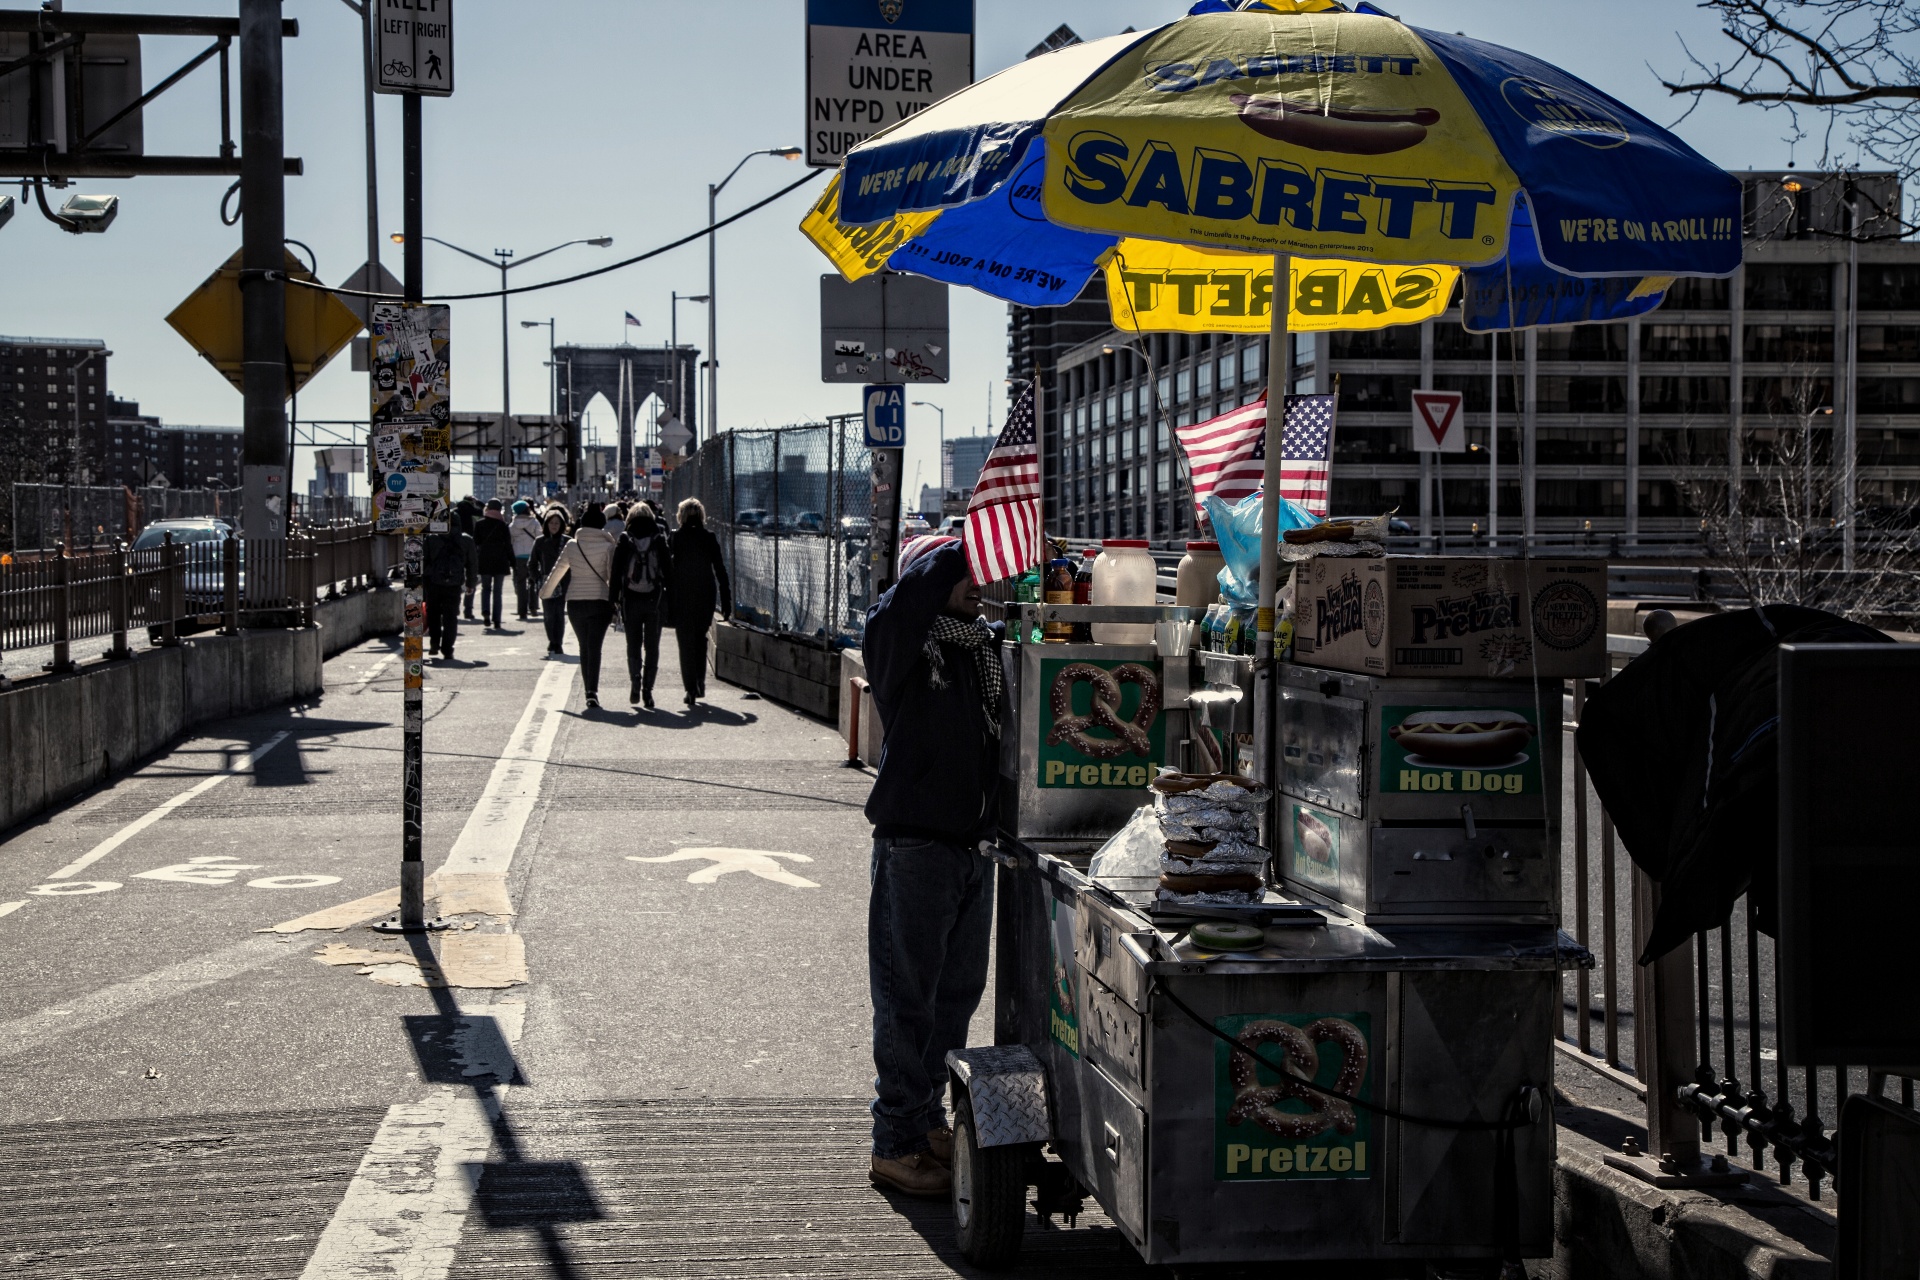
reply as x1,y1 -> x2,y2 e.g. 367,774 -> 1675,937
868,834 -> 993,1159
479,574 -> 506,628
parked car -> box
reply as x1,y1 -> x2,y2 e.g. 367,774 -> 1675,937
839,515 -> 871,543
131,518 -> 242,639
793,511 -> 826,534
901,516 -> 933,543
734,509 -> 770,531
936,516 -> 965,537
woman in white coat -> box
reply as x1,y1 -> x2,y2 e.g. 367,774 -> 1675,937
539,506 -> 618,709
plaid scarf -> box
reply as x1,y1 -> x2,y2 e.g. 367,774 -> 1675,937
924,613 -> 1002,738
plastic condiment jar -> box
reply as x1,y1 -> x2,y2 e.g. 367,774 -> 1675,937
1091,539 -> 1156,644
1175,540 -> 1224,609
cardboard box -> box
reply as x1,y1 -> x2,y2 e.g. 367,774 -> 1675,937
1291,556 -> 1606,679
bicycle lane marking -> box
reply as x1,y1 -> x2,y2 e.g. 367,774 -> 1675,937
38,730 -> 294,886
297,657 -> 573,1280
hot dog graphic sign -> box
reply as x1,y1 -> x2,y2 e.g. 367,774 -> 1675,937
1037,658 -> 1165,788
1379,704 -> 1542,795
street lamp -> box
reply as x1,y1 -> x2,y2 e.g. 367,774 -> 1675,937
912,400 -> 945,497
415,234 -> 611,495
708,146 -> 801,444
672,291 -> 709,430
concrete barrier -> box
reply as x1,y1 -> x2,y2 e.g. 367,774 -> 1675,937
710,622 -> 839,721
0,587 -> 400,837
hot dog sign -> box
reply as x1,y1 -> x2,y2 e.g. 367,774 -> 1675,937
1037,658 -> 1165,789
1378,704 -> 1542,795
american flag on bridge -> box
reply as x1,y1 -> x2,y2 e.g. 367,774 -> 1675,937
965,383 -> 1041,585
1175,392 -> 1338,520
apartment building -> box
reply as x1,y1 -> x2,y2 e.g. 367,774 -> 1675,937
1017,171 -> 1920,545
0,335 -> 110,484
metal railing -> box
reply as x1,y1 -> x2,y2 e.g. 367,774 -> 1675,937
8,483 -> 246,552
1557,636 -> 1917,1202
0,522 -> 388,677
664,419 -> 874,647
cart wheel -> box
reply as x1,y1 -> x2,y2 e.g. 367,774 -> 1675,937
951,1089 -> 1027,1269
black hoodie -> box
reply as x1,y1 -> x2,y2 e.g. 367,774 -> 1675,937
862,541 -> 1006,844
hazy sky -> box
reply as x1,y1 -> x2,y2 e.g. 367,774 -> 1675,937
2,1 -> 1831,498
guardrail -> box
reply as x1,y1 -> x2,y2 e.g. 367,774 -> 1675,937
0,522 -> 388,677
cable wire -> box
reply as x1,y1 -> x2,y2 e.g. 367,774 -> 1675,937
277,167 -> 827,304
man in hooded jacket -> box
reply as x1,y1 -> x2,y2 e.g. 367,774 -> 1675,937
861,534 -> 1005,1198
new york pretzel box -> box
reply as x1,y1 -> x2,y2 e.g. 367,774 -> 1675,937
1292,556 -> 1606,679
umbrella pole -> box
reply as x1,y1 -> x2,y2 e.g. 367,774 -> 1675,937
1258,253 -> 1291,663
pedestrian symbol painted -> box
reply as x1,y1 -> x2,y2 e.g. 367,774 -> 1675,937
627,848 -> 820,889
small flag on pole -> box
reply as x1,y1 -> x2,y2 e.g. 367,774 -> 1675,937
1175,392 -> 1338,520
964,383 -> 1041,585
624,311 -> 642,327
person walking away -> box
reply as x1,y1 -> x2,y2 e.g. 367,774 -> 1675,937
860,534 -> 1003,1198
527,509 -> 571,656
611,503 -> 672,709
454,496 -> 483,619
667,497 -> 732,707
605,502 -> 627,539
509,499 -> 540,619
423,521 -> 477,662
472,499 -> 515,629
539,506 -> 617,708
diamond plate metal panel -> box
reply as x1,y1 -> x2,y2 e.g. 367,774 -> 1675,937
947,1045 -> 1052,1148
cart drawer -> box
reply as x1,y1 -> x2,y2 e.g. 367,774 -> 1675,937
1369,825 -> 1553,914
1074,895 -> 1152,1012
1080,1058 -> 1148,1246
1081,972 -> 1146,1102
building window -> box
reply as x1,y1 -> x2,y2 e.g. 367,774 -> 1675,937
1859,325 -> 1920,360
1858,265 -> 1920,309
1664,277 -> 1731,309
1744,324 -> 1833,362
1329,326 -> 1424,360
1746,263 -> 1833,310
1857,377 -> 1920,413
1640,377 -> 1730,413
1641,324 -> 1731,361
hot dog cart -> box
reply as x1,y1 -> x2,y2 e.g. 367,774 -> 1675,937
940,596 -> 1590,1272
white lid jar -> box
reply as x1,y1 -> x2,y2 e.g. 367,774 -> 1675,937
1090,539 -> 1156,644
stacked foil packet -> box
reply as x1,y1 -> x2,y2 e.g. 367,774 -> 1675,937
1150,773 -> 1273,905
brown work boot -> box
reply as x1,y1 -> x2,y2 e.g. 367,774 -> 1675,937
870,1151 -> 951,1198
925,1126 -> 954,1166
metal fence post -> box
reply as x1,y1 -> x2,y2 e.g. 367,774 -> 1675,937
1634,869 -> 1704,1172
50,547 -> 73,673
106,540 -> 131,660
773,430 -> 783,633
222,535 -> 241,635
160,533 -> 180,647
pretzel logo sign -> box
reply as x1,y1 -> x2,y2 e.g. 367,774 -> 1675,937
1216,1013 -> 1373,1181
1045,662 -> 1161,759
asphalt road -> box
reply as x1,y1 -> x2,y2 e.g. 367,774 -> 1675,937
0,616 -> 1152,1279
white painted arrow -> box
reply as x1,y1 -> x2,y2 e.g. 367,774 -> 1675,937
627,848 -> 819,890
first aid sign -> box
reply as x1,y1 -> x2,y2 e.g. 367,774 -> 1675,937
863,384 -> 905,447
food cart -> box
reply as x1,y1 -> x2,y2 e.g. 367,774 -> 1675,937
942,598 -> 1590,1273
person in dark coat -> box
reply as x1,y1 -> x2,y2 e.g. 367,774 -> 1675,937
526,509 -> 571,655
859,534 -> 1004,1199
667,497 -> 732,707
453,496 -> 483,618
423,522 -> 477,662
611,504 -> 672,709
471,498 -> 515,629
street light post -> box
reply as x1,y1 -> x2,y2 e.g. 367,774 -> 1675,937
708,146 -> 801,444
1104,339 -> 1177,539
417,235 -> 611,495
672,291 -> 709,430
521,317 -> 558,491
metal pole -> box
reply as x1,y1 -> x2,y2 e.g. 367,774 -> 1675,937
239,0 -> 288,548
707,183 -> 719,444
1842,191 -> 1859,571
398,89 -> 426,931
1489,332 -> 1499,549
359,0 -> 378,291
499,257 -> 512,499
1258,254 -> 1291,659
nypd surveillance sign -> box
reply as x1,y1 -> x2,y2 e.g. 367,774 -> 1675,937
806,0 -> 974,169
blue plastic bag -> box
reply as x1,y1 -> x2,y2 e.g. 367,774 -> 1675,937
1204,489 -> 1319,606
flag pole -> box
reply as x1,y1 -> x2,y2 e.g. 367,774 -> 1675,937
1033,376 -> 1048,578
1258,254 -> 1291,663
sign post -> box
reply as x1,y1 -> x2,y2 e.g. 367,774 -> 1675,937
804,0 -> 974,170
370,303 -> 452,934
1411,389 -> 1465,553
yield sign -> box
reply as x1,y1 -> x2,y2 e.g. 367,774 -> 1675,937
1410,389 -> 1466,453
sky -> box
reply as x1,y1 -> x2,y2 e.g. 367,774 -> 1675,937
1,0 -> 1835,500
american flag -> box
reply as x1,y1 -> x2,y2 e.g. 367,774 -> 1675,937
965,383 -> 1041,584
1175,392 -> 1338,520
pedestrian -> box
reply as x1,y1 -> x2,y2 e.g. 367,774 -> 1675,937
472,498 -> 514,629
527,508 -> 571,656
423,520 -> 477,662
454,496 -> 483,619
666,497 -> 732,707
611,502 -> 672,709
605,502 -> 627,539
860,534 -> 1002,1198
539,505 -> 617,709
509,499 -> 540,620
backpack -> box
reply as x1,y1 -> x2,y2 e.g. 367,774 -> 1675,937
624,534 -> 662,596
425,534 -> 466,589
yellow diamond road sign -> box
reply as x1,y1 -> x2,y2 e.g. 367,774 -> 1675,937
166,248 -> 364,397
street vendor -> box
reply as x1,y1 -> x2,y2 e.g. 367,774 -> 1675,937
862,533 -> 1005,1198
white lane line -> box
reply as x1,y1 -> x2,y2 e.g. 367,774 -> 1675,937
347,653 -> 398,694
0,901 -> 25,919
45,731 -> 293,881
0,935 -> 288,1061
299,662 -> 571,1280
439,659 -> 574,878
297,1002 -> 524,1280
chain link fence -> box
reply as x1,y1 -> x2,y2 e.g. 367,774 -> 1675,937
9,484 -> 244,552
665,417 -> 873,646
